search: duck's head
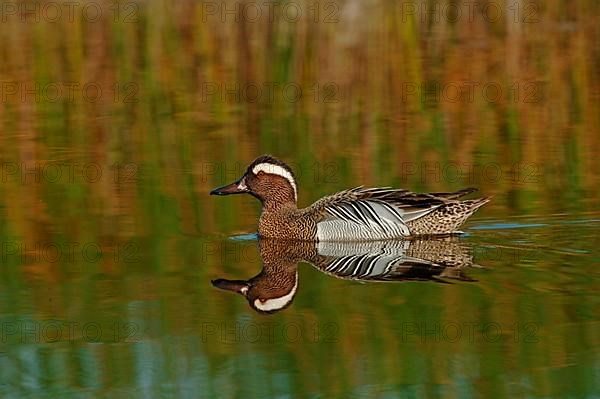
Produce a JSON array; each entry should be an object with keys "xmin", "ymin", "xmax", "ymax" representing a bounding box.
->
[
  {"xmin": 211, "ymin": 270, "xmax": 298, "ymax": 314},
  {"xmin": 210, "ymin": 155, "xmax": 297, "ymax": 207}
]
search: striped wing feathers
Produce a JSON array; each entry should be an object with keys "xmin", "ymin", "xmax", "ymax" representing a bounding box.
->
[
  {"xmin": 308, "ymin": 239, "xmax": 474, "ymax": 282},
  {"xmin": 307, "ymin": 187, "xmax": 467, "ymax": 239},
  {"xmin": 308, "ymin": 186, "xmax": 462, "ymax": 220},
  {"xmin": 312, "ymin": 240, "xmax": 444, "ymax": 281}
]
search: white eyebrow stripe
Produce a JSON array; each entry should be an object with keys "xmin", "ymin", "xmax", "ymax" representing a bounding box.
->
[
  {"xmin": 253, "ymin": 271, "xmax": 298, "ymax": 311},
  {"xmin": 252, "ymin": 163, "xmax": 297, "ymax": 201}
]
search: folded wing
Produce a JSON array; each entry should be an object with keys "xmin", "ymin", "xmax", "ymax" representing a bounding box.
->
[{"xmin": 307, "ymin": 187, "xmax": 467, "ymax": 241}]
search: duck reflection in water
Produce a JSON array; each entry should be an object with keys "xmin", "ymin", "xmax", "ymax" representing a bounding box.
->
[{"xmin": 212, "ymin": 237, "xmax": 478, "ymax": 314}]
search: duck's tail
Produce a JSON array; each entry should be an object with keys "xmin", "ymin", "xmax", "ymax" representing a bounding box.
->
[
  {"xmin": 448, "ymin": 196, "xmax": 491, "ymax": 232},
  {"xmin": 463, "ymin": 196, "xmax": 492, "ymax": 210},
  {"xmin": 431, "ymin": 187, "xmax": 478, "ymax": 200},
  {"xmin": 406, "ymin": 195, "xmax": 491, "ymax": 235}
]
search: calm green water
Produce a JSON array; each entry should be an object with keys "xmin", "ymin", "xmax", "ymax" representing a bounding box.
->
[{"xmin": 1, "ymin": 0, "xmax": 599, "ymax": 397}]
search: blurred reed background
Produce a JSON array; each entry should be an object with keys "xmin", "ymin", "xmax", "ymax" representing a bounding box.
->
[
  {"xmin": 0, "ymin": 0, "xmax": 598, "ymax": 397},
  {"xmin": 0, "ymin": 0, "xmax": 598, "ymax": 238}
]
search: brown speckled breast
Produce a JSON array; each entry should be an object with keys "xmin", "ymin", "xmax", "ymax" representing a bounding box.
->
[{"xmin": 258, "ymin": 205, "xmax": 318, "ymax": 241}]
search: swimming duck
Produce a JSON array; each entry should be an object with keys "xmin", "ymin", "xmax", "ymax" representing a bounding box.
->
[{"xmin": 210, "ymin": 155, "xmax": 489, "ymax": 241}]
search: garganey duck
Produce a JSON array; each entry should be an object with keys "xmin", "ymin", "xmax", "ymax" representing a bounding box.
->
[
  {"xmin": 210, "ymin": 155, "xmax": 490, "ymax": 241},
  {"xmin": 213, "ymin": 237, "xmax": 477, "ymax": 314}
]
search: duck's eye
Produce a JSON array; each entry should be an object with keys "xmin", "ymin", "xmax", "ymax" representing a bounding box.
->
[{"xmin": 257, "ymin": 171, "xmax": 265, "ymax": 176}]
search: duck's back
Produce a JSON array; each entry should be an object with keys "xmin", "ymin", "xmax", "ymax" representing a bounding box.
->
[{"xmin": 304, "ymin": 187, "xmax": 489, "ymax": 241}]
